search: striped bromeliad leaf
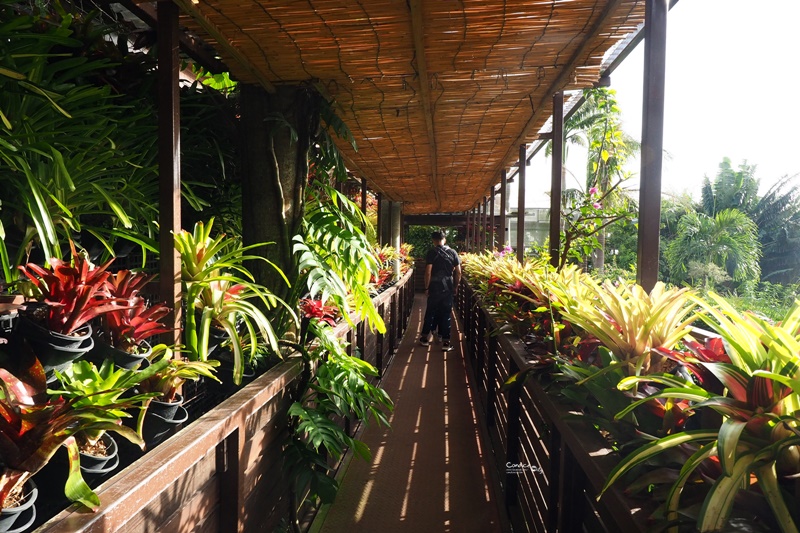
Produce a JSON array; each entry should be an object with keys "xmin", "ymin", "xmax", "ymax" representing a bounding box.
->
[{"xmin": 599, "ymin": 430, "xmax": 719, "ymax": 499}]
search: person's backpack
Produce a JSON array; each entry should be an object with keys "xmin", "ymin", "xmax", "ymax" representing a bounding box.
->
[{"xmin": 430, "ymin": 246, "xmax": 457, "ymax": 293}]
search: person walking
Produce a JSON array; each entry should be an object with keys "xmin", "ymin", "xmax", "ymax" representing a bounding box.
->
[{"xmin": 420, "ymin": 230, "xmax": 461, "ymax": 351}]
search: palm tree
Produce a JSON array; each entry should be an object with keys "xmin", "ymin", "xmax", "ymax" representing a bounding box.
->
[
  {"xmin": 701, "ymin": 158, "xmax": 800, "ymax": 283},
  {"xmin": 666, "ymin": 209, "xmax": 761, "ymax": 287}
]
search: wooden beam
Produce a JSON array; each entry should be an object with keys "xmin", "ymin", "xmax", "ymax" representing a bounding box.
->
[
  {"xmin": 550, "ymin": 92, "xmax": 564, "ymax": 268},
  {"xmin": 499, "ymin": 0, "xmax": 626, "ymax": 171},
  {"xmin": 118, "ymin": 0, "xmax": 228, "ymax": 74},
  {"xmin": 157, "ymin": 0, "xmax": 182, "ymax": 344},
  {"xmin": 637, "ymin": 0, "xmax": 669, "ymax": 291},
  {"xmin": 516, "ymin": 144, "xmax": 526, "ymax": 262},
  {"xmin": 171, "ymin": 0, "xmax": 276, "ymax": 93},
  {"xmin": 409, "ymin": 0, "xmax": 440, "ymax": 208}
]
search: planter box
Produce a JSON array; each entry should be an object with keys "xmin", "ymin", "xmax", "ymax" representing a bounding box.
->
[
  {"xmin": 34, "ymin": 269, "xmax": 415, "ymax": 533},
  {"xmin": 457, "ymin": 281, "xmax": 653, "ymax": 533}
]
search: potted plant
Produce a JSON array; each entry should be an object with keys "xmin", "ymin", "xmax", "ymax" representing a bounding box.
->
[
  {"xmin": 89, "ymin": 270, "xmax": 172, "ymax": 369},
  {"xmin": 14, "ymin": 244, "xmax": 122, "ymax": 378},
  {"xmin": 135, "ymin": 345, "xmax": 220, "ymax": 447},
  {"xmin": 0, "ymin": 350, "xmax": 154, "ymax": 520},
  {"xmin": 49, "ymin": 357, "xmax": 170, "ymax": 475},
  {"xmin": 174, "ymin": 219, "xmax": 286, "ymax": 385}
]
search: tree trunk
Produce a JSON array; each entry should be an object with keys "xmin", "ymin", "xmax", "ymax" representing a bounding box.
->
[{"xmin": 240, "ymin": 84, "xmax": 320, "ymax": 300}]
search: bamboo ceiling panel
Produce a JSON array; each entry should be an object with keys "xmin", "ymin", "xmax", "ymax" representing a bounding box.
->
[{"xmin": 176, "ymin": 0, "xmax": 645, "ymax": 214}]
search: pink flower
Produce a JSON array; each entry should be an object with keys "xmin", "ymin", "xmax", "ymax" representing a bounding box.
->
[
  {"xmin": 588, "ymin": 187, "xmax": 598, "ymax": 195},
  {"xmin": 592, "ymin": 202, "xmax": 601, "ymax": 209}
]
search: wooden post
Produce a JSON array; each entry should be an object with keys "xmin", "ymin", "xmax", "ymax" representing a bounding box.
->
[
  {"xmin": 465, "ymin": 210, "xmax": 471, "ymax": 252},
  {"xmin": 483, "ymin": 196, "xmax": 489, "ymax": 251},
  {"xmin": 478, "ymin": 201, "xmax": 484, "ymax": 252},
  {"xmin": 360, "ymin": 178, "xmax": 367, "ymax": 232},
  {"xmin": 489, "ymin": 186, "xmax": 496, "ymax": 250},
  {"xmin": 516, "ymin": 145, "xmax": 526, "ymax": 262},
  {"xmin": 550, "ymin": 92, "xmax": 564, "ymax": 269},
  {"xmin": 376, "ymin": 193, "xmax": 383, "ymax": 245},
  {"xmin": 637, "ymin": 0, "xmax": 668, "ymax": 292},
  {"xmin": 157, "ymin": 0, "xmax": 181, "ymax": 343},
  {"xmin": 499, "ymin": 170, "xmax": 508, "ymax": 248}
]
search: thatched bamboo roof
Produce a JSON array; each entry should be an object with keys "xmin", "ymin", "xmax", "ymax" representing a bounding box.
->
[{"xmin": 175, "ymin": 0, "xmax": 645, "ymax": 214}]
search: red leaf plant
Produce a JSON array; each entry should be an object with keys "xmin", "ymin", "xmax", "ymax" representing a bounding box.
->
[
  {"xmin": 300, "ymin": 298, "xmax": 338, "ymax": 327},
  {"xmin": 104, "ymin": 271, "xmax": 172, "ymax": 352},
  {"xmin": 0, "ymin": 349, "xmax": 148, "ymax": 511},
  {"xmin": 18, "ymin": 244, "xmax": 122, "ymax": 335}
]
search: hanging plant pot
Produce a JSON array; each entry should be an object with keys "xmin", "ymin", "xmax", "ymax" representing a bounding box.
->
[
  {"xmin": 0, "ymin": 480, "xmax": 37, "ymax": 533},
  {"xmin": 206, "ymin": 326, "xmax": 230, "ymax": 359},
  {"xmin": 79, "ymin": 434, "xmax": 120, "ymax": 477},
  {"xmin": 14, "ymin": 315, "xmax": 94, "ymax": 379},
  {"xmin": 86, "ymin": 340, "xmax": 152, "ymax": 370}
]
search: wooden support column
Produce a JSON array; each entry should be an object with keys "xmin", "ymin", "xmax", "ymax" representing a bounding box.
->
[
  {"xmin": 157, "ymin": 0, "xmax": 182, "ymax": 343},
  {"xmin": 483, "ymin": 196, "xmax": 489, "ymax": 251},
  {"xmin": 516, "ymin": 145, "xmax": 526, "ymax": 262},
  {"xmin": 489, "ymin": 186, "xmax": 496, "ymax": 250},
  {"xmin": 376, "ymin": 193, "xmax": 383, "ymax": 245},
  {"xmin": 499, "ymin": 170, "xmax": 508, "ymax": 248},
  {"xmin": 360, "ymin": 178, "xmax": 367, "ymax": 232},
  {"xmin": 637, "ymin": 0, "xmax": 668, "ymax": 291},
  {"xmin": 550, "ymin": 92, "xmax": 564, "ymax": 269},
  {"xmin": 477, "ymin": 201, "xmax": 484, "ymax": 252}
]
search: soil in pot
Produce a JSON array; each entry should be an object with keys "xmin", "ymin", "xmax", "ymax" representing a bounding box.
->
[
  {"xmin": 79, "ymin": 434, "xmax": 119, "ymax": 477},
  {"xmin": 0, "ymin": 480, "xmax": 37, "ymax": 533}
]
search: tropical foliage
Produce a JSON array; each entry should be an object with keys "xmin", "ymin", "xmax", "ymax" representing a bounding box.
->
[{"xmin": 463, "ymin": 251, "xmax": 800, "ymax": 531}]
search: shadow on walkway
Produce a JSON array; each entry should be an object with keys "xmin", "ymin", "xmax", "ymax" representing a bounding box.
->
[{"xmin": 318, "ymin": 293, "xmax": 504, "ymax": 533}]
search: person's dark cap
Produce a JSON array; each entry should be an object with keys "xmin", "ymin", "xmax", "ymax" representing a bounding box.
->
[{"xmin": 431, "ymin": 230, "xmax": 445, "ymax": 241}]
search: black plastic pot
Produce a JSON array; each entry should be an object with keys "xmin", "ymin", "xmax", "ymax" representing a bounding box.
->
[
  {"xmin": 0, "ymin": 480, "xmax": 37, "ymax": 533},
  {"xmin": 147, "ymin": 394, "xmax": 183, "ymax": 421},
  {"xmin": 14, "ymin": 316, "xmax": 94, "ymax": 379},
  {"xmin": 142, "ymin": 403, "xmax": 188, "ymax": 449},
  {"xmin": 85, "ymin": 340, "xmax": 151, "ymax": 370},
  {"xmin": 207, "ymin": 357, "xmax": 256, "ymax": 396},
  {"xmin": 79, "ymin": 434, "xmax": 119, "ymax": 477}
]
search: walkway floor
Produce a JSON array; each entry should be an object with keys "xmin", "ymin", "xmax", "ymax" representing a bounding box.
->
[{"xmin": 318, "ymin": 294, "xmax": 504, "ymax": 533}]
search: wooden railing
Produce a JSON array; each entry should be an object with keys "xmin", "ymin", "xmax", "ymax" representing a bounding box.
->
[
  {"xmin": 456, "ymin": 280, "xmax": 652, "ymax": 533},
  {"xmin": 35, "ymin": 268, "xmax": 415, "ymax": 533}
]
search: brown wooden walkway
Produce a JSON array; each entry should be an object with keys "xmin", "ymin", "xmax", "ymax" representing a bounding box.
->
[{"xmin": 316, "ymin": 293, "xmax": 505, "ymax": 533}]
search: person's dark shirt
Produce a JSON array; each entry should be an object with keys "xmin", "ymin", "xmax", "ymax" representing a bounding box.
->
[{"xmin": 425, "ymin": 245, "xmax": 460, "ymax": 294}]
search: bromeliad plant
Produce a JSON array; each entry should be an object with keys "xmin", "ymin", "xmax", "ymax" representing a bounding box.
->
[
  {"xmin": 600, "ymin": 295, "xmax": 800, "ymax": 532},
  {"xmin": 102, "ymin": 270, "xmax": 171, "ymax": 353},
  {"xmin": 174, "ymin": 218, "xmax": 287, "ymax": 384},
  {"xmin": 555, "ymin": 279, "xmax": 698, "ymax": 375},
  {"xmin": 0, "ymin": 351, "xmax": 155, "ymax": 511},
  {"xmin": 17, "ymin": 245, "xmax": 121, "ymax": 335},
  {"xmin": 50, "ymin": 357, "xmax": 170, "ymax": 447}
]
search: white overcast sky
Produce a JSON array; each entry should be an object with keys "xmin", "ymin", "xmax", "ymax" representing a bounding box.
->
[{"xmin": 517, "ymin": 0, "xmax": 800, "ymax": 208}]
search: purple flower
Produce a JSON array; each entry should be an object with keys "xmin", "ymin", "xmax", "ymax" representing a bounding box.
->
[
  {"xmin": 588, "ymin": 187, "xmax": 598, "ymax": 195},
  {"xmin": 592, "ymin": 202, "xmax": 601, "ymax": 209}
]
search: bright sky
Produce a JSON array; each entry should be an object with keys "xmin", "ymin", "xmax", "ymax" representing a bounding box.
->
[{"xmin": 516, "ymin": 0, "xmax": 800, "ymax": 208}]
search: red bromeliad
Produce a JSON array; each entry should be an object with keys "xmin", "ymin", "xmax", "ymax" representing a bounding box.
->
[{"xmin": 18, "ymin": 245, "xmax": 122, "ymax": 335}]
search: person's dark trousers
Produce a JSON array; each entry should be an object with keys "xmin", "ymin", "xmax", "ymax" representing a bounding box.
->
[{"xmin": 421, "ymin": 291, "xmax": 454, "ymax": 340}]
